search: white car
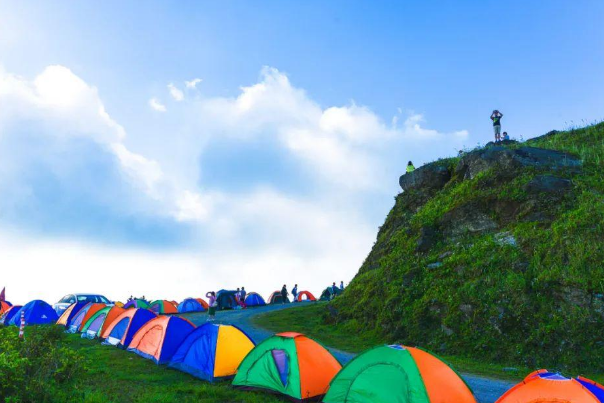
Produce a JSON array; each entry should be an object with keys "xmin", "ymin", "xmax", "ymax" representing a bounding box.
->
[{"xmin": 53, "ymin": 293, "xmax": 112, "ymax": 315}]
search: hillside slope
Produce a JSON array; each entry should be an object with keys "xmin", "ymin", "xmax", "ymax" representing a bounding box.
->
[{"xmin": 334, "ymin": 122, "xmax": 604, "ymax": 371}]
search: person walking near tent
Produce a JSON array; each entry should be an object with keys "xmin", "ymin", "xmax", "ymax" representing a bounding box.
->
[
  {"xmin": 240, "ymin": 287, "xmax": 246, "ymax": 301},
  {"xmin": 292, "ymin": 284, "xmax": 298, "ymax": 302},
  {"xmin": 491, "ymin": 110, "xmax": 503, "ymax": 142},
  {"xmin": 406, "ymin": 161, "xmax": 415, "ymax": 173},
  {"xmin": 206, "ymin": 291, "xmax": 217, "ymax": 322},
  {"xmin": 280, "ymin": 284, "xmax": 288, "ymax": 304}
]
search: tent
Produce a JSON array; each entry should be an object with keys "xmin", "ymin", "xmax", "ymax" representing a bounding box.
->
[
  {"xmin": 244, "ymin": 292, "xmax": 266, "ymax": 307},
  {"xmin": 177, "ymin": 298, "xmax": 206, "ymax": 313},
  {"xmin": 80, "ymin": 306, "xmax": 124, "ymax": 339},
  {"xmin": 296, "ymin": 291, "xmax": 316, "ymax": 302},
  {"xmin": 169, "ymin": 323, "xmax": 255, "ymax": 382},
  {"xmin": 8, "ymin": 300, "xmax": 58, "ymax": 326},
  {"xmin": 496, "ymin": 369, "xmax": 604, "ymax": 403},
  {"xmin": 1, "ymin": 300, "xmax": 12, "ymax": 314},
  {"xmin": 320, "ymin": 287, "xmax": 341, "ymax": 301},
  {"xmin": 323, "ymin": 345, "xmax": 476, "ymax": 403},
  {"xmin": 268, "ymin": 291, "xmax": 290, "ymax": 305},
  {"xmin": 216, "ymin": 290, "xmax": 239, "ymax": 310},
  {"xmin": 56, "ymin": 302, "xmax": 87, "ymax": 326},
  {"xmin": 98, "ymin": 306, "xmax": 127, "ymax": 337},
  {"xmin": 196, "ymin": 298, "xmax": 210, "ymax": 310},
  {"xmin": 101, "ymin": 308, "xmax": 157, "ymax": 348},
  {"xmin": 233, "ymin": 332, "xmax": 341, "ymax": 401},
  {"xmin": 66, "ymin": 303, "xmax": 106, "ymax": 333},
  {"xmin": 127, "ymin": 316, "xmax": 195, "ymax": 364},
  {"xmin": 149, "ymin": 300, "xmax": 178, "ymax": 314},
  {"xmin": 0, "ymin": 305, "xmax": 21, "ymax": 326},
  {"xmin": 123, "ymin": 299, "xmax": 149, "ymax": 309}
]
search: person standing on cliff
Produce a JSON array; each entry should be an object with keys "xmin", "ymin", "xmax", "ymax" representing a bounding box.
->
[
  {"xmin": 491, "ymin": 110, "xmax": 503, "ymax": 142},
  {"xmin": 406, "ymin": 161, "xmax": 415, "ymax": 173}
]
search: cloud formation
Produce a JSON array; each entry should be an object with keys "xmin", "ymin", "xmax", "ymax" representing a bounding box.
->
[{"xmin": 0, "ymin": 64, "xmax": 469, "ymax": 303}]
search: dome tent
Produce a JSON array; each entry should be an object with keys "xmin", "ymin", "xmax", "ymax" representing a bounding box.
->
[
  {"xmin": 323, "ymin": 345, "xmax": 476, "ymax": 403},
  {"xmin": 149, "ymin": 300, "xmax": 178, "ymax": 314},
  {"xmin": 56, "ymin": 302, "xmax": 88, "ymax": 326},
  {"xmin": 80, "ymin": 306, "xmax": 127, "ymax": 339},
  {"xmin": 233, "ymin": 332, "xmax": 341, "ymax": 401},
  {"xmin": 496, "ymin": 369, "xmax": 604, "ymax": 403},
  {"xmin": 66, "ymin": 303, "xmax": 106, "ymax": 333},
  {"xmin": 97, "ymin": 306, "xmax": 127, "ymax": 337},
  {"xmin": 127, "ymin": 316, "xmax": 195, "ymax": 364},
  {"xmin": 268, "ymin": 291, "xmax": 290, "ymax": 304},
  {"xmin": 123, "ymin": 299, "xmax": 149, "ymax": 309},
  {"xmin": 177, "ymin": 298, "xmax": 206, "ymax": 313},
  {"xmin": 244, "ymin": 292, "xmax": 266, "ymax": 307},
  {"xmin": 8, "ymin": 300, "xmax": 58, "ymax": 326},
  {"xmin": 1, "ymin": 300, "xmax": 12, "ymax": 314},
  {"xmin": 296, "ymin": 291, "xmax": 316, "ymax": 302},
  {"xmin": 195, "ymin": 298, "xmax": 209, "ymax": 309},
  {"xmin": 169, "ymin": 323, "xmax": 255, "ymax": 382},
  {"xmin": 216, "ymin": 290, "xmax": 239, "ymax": 310},
  {"xmin": 101, "ymin": 308, "xmax": 157, "ymax": 348}
]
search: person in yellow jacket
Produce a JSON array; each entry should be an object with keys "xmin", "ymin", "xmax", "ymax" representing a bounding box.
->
[{"xmin": 406, "ymin": 161, "xmax": 415, "ymax": 173}]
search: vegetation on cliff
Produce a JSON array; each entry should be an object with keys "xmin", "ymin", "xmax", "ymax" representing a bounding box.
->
[{"xmin": 333, "ymin": 122, "xmax": 604, "ymax": 371}]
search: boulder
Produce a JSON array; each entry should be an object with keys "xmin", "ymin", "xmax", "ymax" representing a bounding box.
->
[
  {"xmin": 525, "ymin": 175, "xmax": 573, "ymax": 194},
  {"xmin": 455, "ymin": 146, "xmax": 582, "ymax": 180},
  {"xmin": 400, "ymin": 163, "xmax": 451, "ymax": 191}
]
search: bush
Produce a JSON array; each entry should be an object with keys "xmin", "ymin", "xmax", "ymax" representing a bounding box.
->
[{"xmin": 0, "ymin": 325, "xmax": 87, "ymax": 403}]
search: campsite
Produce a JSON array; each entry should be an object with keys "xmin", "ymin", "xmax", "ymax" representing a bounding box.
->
[{"xmin": 2, "ymin": 2, "xmax": 604, "ymax": 402}]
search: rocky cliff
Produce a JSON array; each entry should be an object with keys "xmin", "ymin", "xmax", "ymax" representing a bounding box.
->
[{"xmin": 334, "ymin": 122, "xmax": 604, "ymax": 371}]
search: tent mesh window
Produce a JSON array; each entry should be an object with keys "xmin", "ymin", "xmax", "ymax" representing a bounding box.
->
[{"xmin": 271, "ymin": 349, "xmax": 289, "ymax": 387}]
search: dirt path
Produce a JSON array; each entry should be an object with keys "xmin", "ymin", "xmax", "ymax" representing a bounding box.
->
[{"xmin": 183, "ymin": 303, "xmax": 515, "ymax": 403}]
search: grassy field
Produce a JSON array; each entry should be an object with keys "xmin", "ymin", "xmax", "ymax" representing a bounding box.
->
[{"xmin": 0, "ymin": 325, "xmax": 282, "ymax": 403}]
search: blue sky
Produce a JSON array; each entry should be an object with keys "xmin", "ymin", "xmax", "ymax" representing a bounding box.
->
[{"xmin": 1, "ymin": 1, "xmax": 603, "ymax": 303}]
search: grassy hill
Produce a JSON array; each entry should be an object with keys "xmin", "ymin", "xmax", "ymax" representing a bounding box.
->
[{"xmin": 330, "ymin": 122, "xmax": 604, "ymax": 372}]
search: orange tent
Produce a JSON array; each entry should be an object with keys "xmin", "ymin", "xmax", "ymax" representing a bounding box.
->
[
  {"xmin": 233, "ymin": 332, "xmax": 341, "ymax": 400},
  {"xmin": 296, "ymin": 291, "xmax": 316, "ymax": 302},
  {"xmin": 127, "ymin": 316, "xmax": 195, "ymax": 364},
  {"xmin": 496, "ymin": 369, "xmax": 604, "ymax": 403},
  {"xmin": 98, "ymin": 306, "xmax": 126, "ymax": 336},
  {"xmin": 100, "ymin": 308, "xmax": 156, "ymax": 347},
  {"xmin": 149, "ymin": 300, "xmax": 178, "ymax": 314},
  {"xmin": 56, "ymin": 303, "xmax": 82, "ymax": 326}
]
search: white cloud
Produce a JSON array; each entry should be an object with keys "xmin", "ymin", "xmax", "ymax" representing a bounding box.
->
[
  {"xmin": 148, "ymin": 97, "xmax": 167, "ymax": 112},
  {"xmin": 0, "ymin": 64, "xmax": 471, "ymax": 305},
  {"xmin": 168, "ymin": 83, "xmax": 184, "ymax": 101},
  {"xmin": 185, "ymin": 78, "xmax": 202, "ymax": 89}
]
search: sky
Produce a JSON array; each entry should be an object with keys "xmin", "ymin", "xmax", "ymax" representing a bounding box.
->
[{"xmin": 1, "ymin": 1, "xmax": 603, "ymax": 304}]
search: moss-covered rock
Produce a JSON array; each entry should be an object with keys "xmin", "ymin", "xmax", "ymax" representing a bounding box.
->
[{"xmin": 334, "ymin": 122, "xmax": 604, "ymax": 371}]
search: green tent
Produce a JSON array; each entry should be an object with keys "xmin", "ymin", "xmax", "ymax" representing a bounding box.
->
[
  {"xmin": 80, "ymin": 307, "xmax": 111, "ymax": 339},
  {"xmin": 322, "ymin": 345, "xmax": 476, "ymax": 403},
  {"xmin": 233, "ymin": 332, "xmax": 342, "ymax": 401}
]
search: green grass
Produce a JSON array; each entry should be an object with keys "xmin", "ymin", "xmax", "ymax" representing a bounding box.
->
[
  {"xmin": 65, "ymin": 336, "xmax": 282, "ymax": 403},
  {"xmin": 1, "ymin": 325, "xmax": 282, "ymax": 403}
]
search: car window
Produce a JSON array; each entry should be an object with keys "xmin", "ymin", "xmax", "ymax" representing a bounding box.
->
[{"xmin": 59, "ymin": 295, "xmax": 73, "ymax": 303}]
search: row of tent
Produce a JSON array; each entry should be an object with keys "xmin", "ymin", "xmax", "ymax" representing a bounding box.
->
[{"xmin": 4, "ymin": 300, "xmax": 602, "ymax": 402}]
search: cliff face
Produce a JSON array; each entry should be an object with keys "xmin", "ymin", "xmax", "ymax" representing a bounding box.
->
[{"xmin": 334, "ymin": 123, "xmax": 604, "ymax": 370}]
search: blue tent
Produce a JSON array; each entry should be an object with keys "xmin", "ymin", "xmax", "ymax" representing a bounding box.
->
[
  {"xmin": 64, "ymin": 301, "xmax": 89, "ymax": 327},
  {"xmin": 178, "ymin": 298, "xmax": 205, "ymax": 313},
  {"xmin": 127, "ymin": 316, "xmax": 196, "ymax": 364},
  {"xmin": 9, "ymin": 300, "xmax": 58, "ymax": 326},
  {"xmin": 168, "ymin": 323, "xmax": 255, "ymax": 382},
  {"xmin": 102, "ymin": 308, "xmax": 157, "ymax": 348},
  {"xmin": 244, "ymin": 292, "xmax": 266, "ymax": 307},
  {"xmin": 1, "ymin": 305, "xmax": 22, "ymax": 325}
]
